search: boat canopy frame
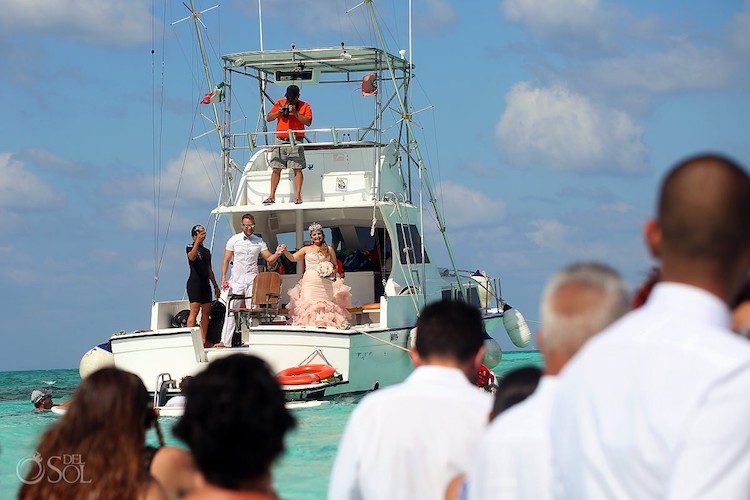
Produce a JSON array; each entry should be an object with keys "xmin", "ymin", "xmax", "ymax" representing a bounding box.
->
[{"xmin": 222, "ymin": 46, "xmax": 412, "ymax": 82}]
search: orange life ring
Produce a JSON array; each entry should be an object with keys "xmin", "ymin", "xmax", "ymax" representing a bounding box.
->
[{"xmin": 277, "ymin": 364, "xmax": 336, "ymax": 385}]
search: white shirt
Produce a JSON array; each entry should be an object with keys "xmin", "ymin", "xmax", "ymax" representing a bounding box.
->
[
  {"xmin": 551, "ymin": 282, "xmax": 750, "ymax": 499},
  {"xmin": 328, "ymin": 365, "xmax": 492, "ymax": 500},
  {"xmin": 225, "ymin": 233, "xmax": 267, "ymax": 283},
  {"xmin": 468, "ymin": 375, "xmax": 559, "ymax": 500}
]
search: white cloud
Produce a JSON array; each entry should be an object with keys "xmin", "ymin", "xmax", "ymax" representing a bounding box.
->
[
  {"xmin": 135, "ymin": 258, "xmax": 153, "ymax": 272},
  {"xmin": 584, "ymin": 43, "xmax": 733, "ymax": 94},
  {"xmin": 253, "ymin": 0, "xmax": 454, "ymax": 40},
  {"xmin": 464, "ymin": 162, "xmax": 501, "ymax": 178},
  {"xmin": 413, "ymin": 0, "xmax": 457, "ymax": 36},
  {"xmin": 526, "ymin": 219, "xmax": 572, "ymax": 249},
  {"xmin": 0, "ymin": 0, "xmax": 154, "ymax": 47},
  {"xmin": 729, "ymin": 1, "xmax": 750, "ymax": 54},
  {"xmin": 502, "ymin": 0, "xmax": 599, "ymax": 32},
  {"xmin": 137, "ymin": 148, "xmax": 222, "ymax": 205},
  {"xmin": 4, "ymin": 267, "xmax": 39, "ymax": 286},
  {"xmin": 15, "ymin": 148, "xmax": 83, "ymax": 174},
  {"xmin": 255, "ymin": 1, "xmax": 370, "ymax": 38},
  {"xmin": 122, "ymin": 199, "xmax": 155, "ymax": 231},
  {"xmin": 500, "ymin": 0, "xmax": 618, "ymax": 53},
  {"xmin": 0, "ymin": 152, "xmax": 64, "ymax": 210},
  {"xmin": 90, "ymin": 248, "xmax": 119, "ymax": 263},
  {"xmin": 437, "ymin": 181, "xmax": 507, "ymax": 229},
  {"xmin": 502, "ymin": 0, "xmax": 749, "ymax": 99},
  {"xmin": 495, "ymin": 82, "xmax": 648, "ymax": 173},
  {"xmin": 115, "ymin": 148, "xmax": 220, "ymax": 236}
]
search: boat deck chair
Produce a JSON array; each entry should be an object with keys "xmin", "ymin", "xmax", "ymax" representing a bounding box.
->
[{"xmin": 228, "ymin": 272, "xmax": 282, "ymax": 332}]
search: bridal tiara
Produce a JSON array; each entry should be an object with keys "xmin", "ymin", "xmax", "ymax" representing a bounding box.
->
[{"xmin": 308, "ymin": 222, "xmax": 323, "ymax": 233}]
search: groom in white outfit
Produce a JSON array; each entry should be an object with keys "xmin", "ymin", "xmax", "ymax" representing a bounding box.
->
[{"xmin": 216, "ymin": 213, "xmax": 283, "ymax": 347}]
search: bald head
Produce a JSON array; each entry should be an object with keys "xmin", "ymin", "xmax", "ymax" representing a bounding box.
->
[
  {"xmin": 658, "ymin": 154, "xmax": 750, "ymax": 261},
  {"xmin": 649, "ymin": 154, "xmax": 750, "ymax": 301},
  {"xmin": 539, "ymin": 262, "xmax": 629, "ymax": 367}
]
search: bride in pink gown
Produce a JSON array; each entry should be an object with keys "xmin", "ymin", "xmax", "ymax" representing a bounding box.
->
[{"xmin": 281, "ymin": 223, "xmax": 352, "ymax": 327}]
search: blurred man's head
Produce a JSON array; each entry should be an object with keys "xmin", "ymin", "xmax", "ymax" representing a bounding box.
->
[
  {"xmin": 412, "ymin": 300, "xmax": 485, "ymax": 379},
  {"xmin": 538, "ymin": 262, "xmax": 629, "ymax": 374},
  {"xmin": 646, "ymin": 154, "xmax": 750, "ymax": 303}
]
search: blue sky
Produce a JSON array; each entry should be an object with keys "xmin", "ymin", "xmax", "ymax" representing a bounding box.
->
[{"xmin": 1, "ymin": 0, "xmax": 749, "ymax": 371}]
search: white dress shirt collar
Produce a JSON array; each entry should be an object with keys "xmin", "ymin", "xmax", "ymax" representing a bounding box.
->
[{"xmin": 644, "ymin": 281, "xmax": 731, "ymax": 329}]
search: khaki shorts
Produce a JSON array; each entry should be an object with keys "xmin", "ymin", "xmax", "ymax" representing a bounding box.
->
[{"xmin": 270, "ymin": 138, "xmax": 306, "ymax": 170}]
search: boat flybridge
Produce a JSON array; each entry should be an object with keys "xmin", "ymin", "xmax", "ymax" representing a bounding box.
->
[{"xmin": 79, "ymin": 6, "xmax": 531, "ymax": 403}]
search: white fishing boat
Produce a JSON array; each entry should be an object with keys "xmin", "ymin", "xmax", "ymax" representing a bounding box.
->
[{"xmin": 79, "ymin": 0, "xmax": 531, "ymax": 402}]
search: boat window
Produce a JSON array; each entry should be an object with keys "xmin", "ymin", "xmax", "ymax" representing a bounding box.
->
[
  {"xmin": 355, "ymin": 226, "xmax": 376, "ymax": 251},
  {"xmin": 441, "ymin": 286, "xmax": 481, "ymax": 307},
  {"xmin": 395, "ymin": 224, "xmax": 430, "ymax": 265},
  {"xmin": 354, "ymin": 227, "xmax": 391, "ymax": 256},
  {"xmin": 331, "ymin": 227, "xmax": 344, "ymax": 252}
]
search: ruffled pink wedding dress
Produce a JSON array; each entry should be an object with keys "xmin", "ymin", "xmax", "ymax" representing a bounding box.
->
[{"xmin": 287, "ymin": 251, "xmax": 352, "ymax": 326}]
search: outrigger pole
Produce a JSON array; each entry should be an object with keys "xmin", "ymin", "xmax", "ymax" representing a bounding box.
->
[
  {"xmin": 173, "ymin": 1, "xmax": 233, "ymax": 246},
  {"xmin": 364, "ymin": 0, "xmax": 467, "ymax": 300}
]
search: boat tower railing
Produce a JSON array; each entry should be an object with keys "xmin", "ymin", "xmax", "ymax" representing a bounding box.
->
[{"xmin": 227, "ymin": 127, "xmax": 380, "ymax": 154}]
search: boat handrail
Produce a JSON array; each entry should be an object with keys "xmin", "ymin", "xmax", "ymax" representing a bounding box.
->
[
  {"xmin": 153, "ymin": 373, "xmax": 177, "ymax": 406},
  {"xmin": 229, "ymin": 126, "xmax": 381, "ymax": 152}
]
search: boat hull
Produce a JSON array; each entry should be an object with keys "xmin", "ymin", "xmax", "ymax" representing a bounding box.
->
[{"xmin": 108, "ymin": 324, "xmax": 414, "ymax": 400}]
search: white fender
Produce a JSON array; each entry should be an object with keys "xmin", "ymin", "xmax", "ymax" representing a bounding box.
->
[
  {"xmin": 79, "ymin": 346, "xmax": 115, "ymax": 379},
  {"xmin": 482, "ymin": 338, "xmax": 503, "ymax": 369},
  {"xmin": 503, "ymin": 307, "xmax": 532, "ymax": 348}
]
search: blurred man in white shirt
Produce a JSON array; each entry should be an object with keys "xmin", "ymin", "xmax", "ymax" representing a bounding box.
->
[
  {"xmin": 468, "ymin": 262, "xmax": 629, "ymax": 500},
  {"xmin": 552, "ymin": 154, "xmax": 750, "ymax": 499},
  {"xmin": 329, "ymin": 299, "xmax": 492, "ymax": 500}
]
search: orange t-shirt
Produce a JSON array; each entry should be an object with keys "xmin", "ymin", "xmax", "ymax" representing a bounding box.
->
[{"xmin": 270, "ymin": 98, "xmax": 312, "ymax": 139}]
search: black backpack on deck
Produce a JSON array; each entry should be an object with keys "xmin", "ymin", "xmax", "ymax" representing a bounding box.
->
[{"xmin": 206, "ymin": 300, "xmax": 225, "ymax": 344}]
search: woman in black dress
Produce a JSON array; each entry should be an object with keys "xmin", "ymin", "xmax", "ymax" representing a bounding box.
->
[{"xmin": 187, "ymin": 225, "xmax": 220, "ymax": 347}]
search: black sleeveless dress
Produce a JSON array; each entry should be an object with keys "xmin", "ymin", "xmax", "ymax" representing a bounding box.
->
[{"xmin": 186, "ymin": 244, "xmax": 212, "ymax": 303}]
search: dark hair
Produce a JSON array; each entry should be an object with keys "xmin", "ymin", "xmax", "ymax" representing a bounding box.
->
[
  {"xmin": 19, "ymin": 367, "xmax": 155, "ymax": 499},
  {"xmin": 241, "ymin": 213, "xmax": 255, "ymax": 222},
  {"xmin": 285, "ymin": 85, "xmax": 300, "ymax": 98},
  {"xmin": 191, "ymin": 225, "xmax": 205, "ymax": 237},
  {"xmin": 415, "ymin": 300, "xmax": 484, "ymax": 362},
  {"xmin": 173, "ymin": 355, "xmax": 296, "ymax": 490},
  {"xmin": 179, "ymin": 375, "xmax": 192, "ymax": 392},
  {"xmin": 491, "ymin": 366, "xmax": 542, "ymax": 420}
]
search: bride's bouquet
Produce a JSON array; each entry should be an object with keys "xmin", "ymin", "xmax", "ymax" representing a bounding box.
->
[{"xmin": 318, "ymin": 261, "xmax": 335, "ymax": 279}]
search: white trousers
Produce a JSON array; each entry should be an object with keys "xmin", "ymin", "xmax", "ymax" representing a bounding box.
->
[{"xmin": 220, "ymin": 277, "xmax": 255, "ymax": 346}]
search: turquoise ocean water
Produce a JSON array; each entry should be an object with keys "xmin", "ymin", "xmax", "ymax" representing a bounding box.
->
[{"xmin": 0, "ymin": 351, "xmax": 542, "ymax": 499}]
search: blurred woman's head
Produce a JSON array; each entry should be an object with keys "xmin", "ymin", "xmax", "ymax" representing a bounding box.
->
[{"xmin": 18, "ymin": 367, "xmax": 157, "ymax": 499}]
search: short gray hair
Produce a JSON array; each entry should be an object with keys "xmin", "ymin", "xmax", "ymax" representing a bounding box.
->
[{"xmin": 539, "ymin": 262, "xmax": 629, "ymax": 356}]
